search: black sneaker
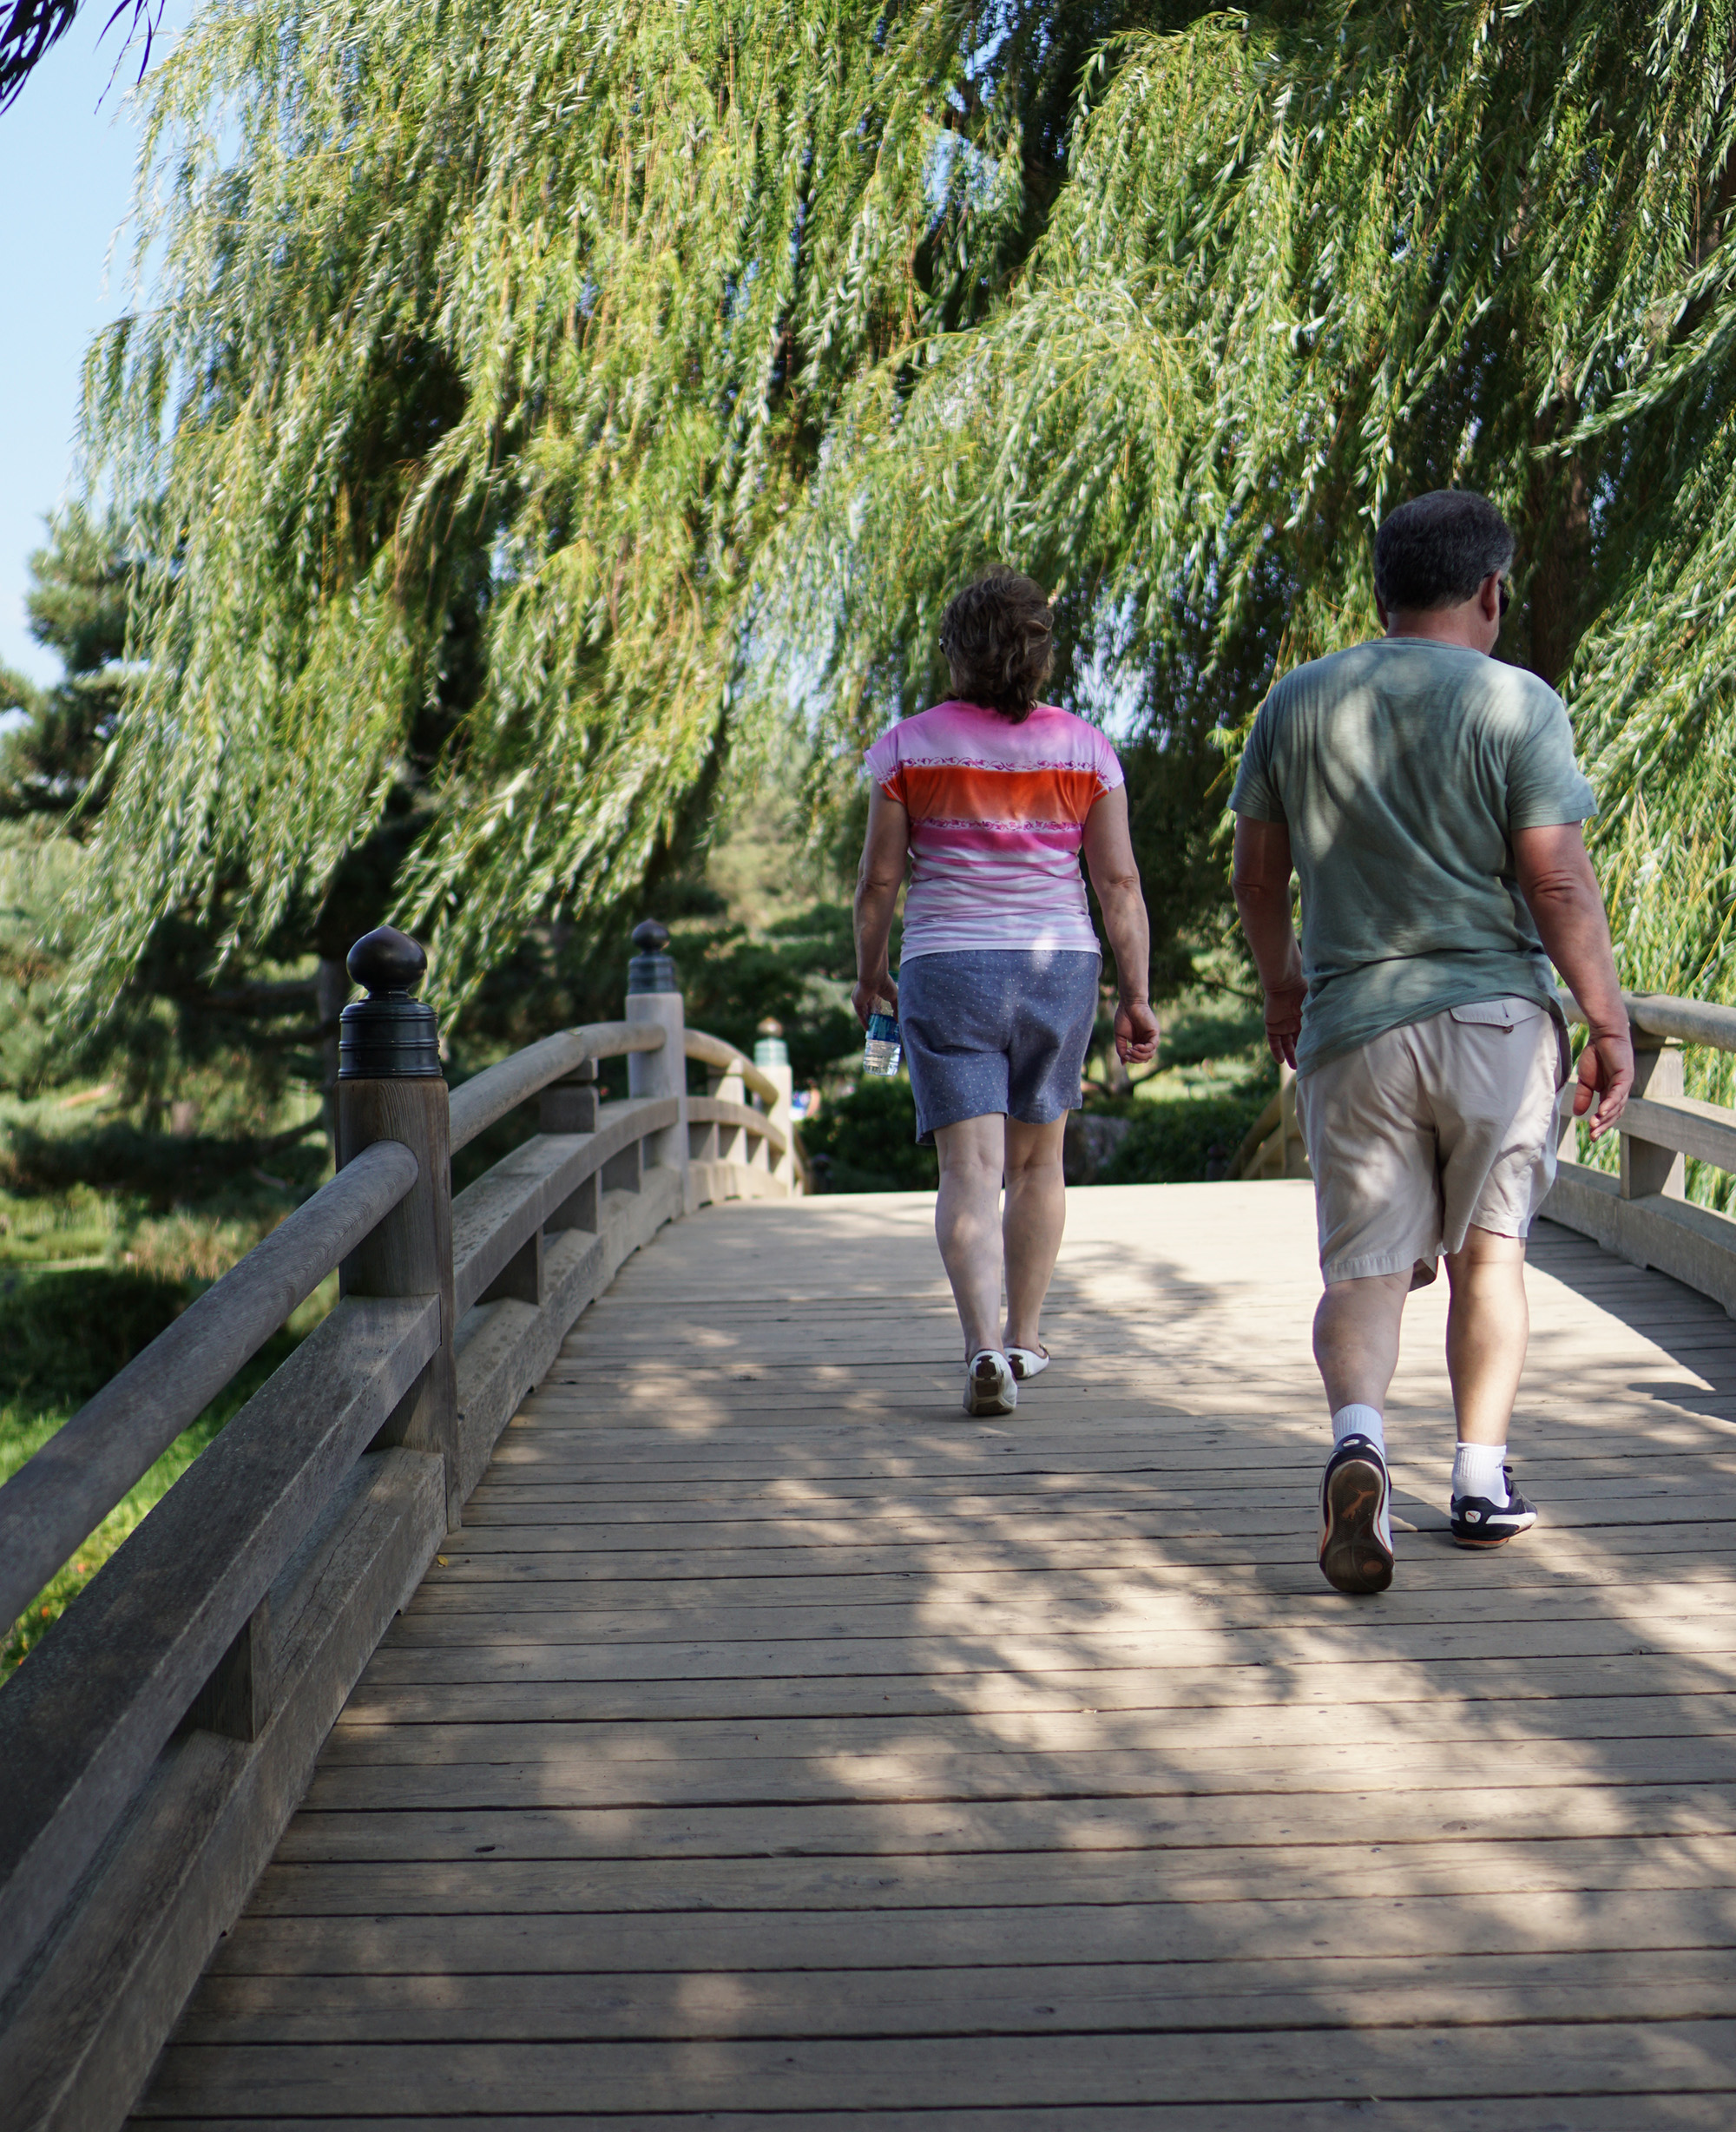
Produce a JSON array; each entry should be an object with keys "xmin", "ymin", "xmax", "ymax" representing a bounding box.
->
[
  {"xmin": 1450, "ymin": 1465, "xmax": 1539, "ymax": 1548},
  {"xmin": 1318, "ymin": 1433, "xmax": 1395, "ymax": 1596}
]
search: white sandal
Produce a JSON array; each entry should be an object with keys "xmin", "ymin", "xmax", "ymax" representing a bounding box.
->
[
  {"xmin": 963, "ymin": 1349, "xmax": 1017, "ymax": 1416},
  {"xmin": 1006, "ymin": 1345, "xmax": 1050, "ymax": 1381}
]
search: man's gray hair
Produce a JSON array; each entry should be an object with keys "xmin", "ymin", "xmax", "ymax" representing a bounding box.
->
[{"xmin": 1373, "ymin": 490, "xmax": 1516, "ymax": 613}]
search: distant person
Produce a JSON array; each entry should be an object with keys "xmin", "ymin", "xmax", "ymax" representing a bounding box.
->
[
  {"xmin": 853, "ymin": 566, "xmax": 1160, "ymax": 1415},
  {"xmin": 1230, "ymin": 490, "xmax": 1632, "ymax": 1595}
]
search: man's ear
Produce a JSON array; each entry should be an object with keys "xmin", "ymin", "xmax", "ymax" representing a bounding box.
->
[{"xmin": 1481, "ymin": 572, "xmax": 1503, "ymax": 621}]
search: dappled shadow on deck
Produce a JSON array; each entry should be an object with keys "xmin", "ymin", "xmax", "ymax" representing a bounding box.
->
[{"xmin": 134, "ymin": 1188, "xmax": 1736, "ymax": 2126}]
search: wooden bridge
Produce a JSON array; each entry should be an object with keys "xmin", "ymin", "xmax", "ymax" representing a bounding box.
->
[{"xmin": 4, "ymin": 929, "xmax": 1736, "ymax": 2129}]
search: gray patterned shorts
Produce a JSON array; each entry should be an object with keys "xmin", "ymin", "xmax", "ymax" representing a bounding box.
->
[{"xmin": 896, "ymin": 949, "xmax": 1101, "ymax": 1145}]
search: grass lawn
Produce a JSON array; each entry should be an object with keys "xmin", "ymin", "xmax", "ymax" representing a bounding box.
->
[{"xmin": 0, "ymin": 1082, "xmax": 334, "ymax": 1680}]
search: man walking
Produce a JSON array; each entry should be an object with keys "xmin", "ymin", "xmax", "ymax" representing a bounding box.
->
[{"xmin": 1230, "ymin": 490, "xmax": 1633, "ymax": 1596}]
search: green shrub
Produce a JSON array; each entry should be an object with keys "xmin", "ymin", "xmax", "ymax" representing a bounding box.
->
[
  {"xmin": 1098, "ymin": 1089, "xmax": 1271, "ymax": 1185},
  {"xmin": 801, "ymin": 1076, "xmax": 938, "ymax": 1193},
  {"xmin": 0, "ymin": 1265, "xmax": 314, "ymax": 1676},
  {"xmin": 0, "ymin": 1267, "xmax": 192, "ymax": 1413}
]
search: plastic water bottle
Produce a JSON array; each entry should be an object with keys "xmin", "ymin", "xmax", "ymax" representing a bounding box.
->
[{"xmin": 863, "ymin": 1003, "xmax": 901, "ymax": 1077}]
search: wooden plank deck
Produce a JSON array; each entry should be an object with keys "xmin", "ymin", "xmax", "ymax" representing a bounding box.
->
[{"xmin": 134, "ymin": 1181, "xmax": 1736, "ymax": 2128}]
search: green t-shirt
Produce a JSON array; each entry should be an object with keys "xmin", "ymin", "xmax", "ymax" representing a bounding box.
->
[{"xmin": 1228, "ymin": 638, "xmax": 1596, "ymax": 1075}]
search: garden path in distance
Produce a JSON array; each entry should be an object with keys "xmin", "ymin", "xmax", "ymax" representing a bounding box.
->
[{"xmin": 137, "ymin": 1181, "xmax": 1736, "ymax": 2127}]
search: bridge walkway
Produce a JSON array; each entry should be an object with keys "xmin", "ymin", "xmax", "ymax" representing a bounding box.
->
[{"xmin": 135, "ymin": 1181, "xmax": 1736, "ymax": 2126}]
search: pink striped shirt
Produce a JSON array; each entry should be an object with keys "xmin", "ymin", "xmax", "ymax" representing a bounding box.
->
[{"xmin": 865, "ymin": 700, "xmax": 1124, "ymax": 958}]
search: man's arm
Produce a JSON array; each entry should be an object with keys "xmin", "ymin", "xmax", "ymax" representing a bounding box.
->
[
  {"xmin": 852, "ymin": 784, "xmax": 911, "ymax": 1026},
  {"xmin": 1082, "ymin": 786, "xmax": 1159, "ymax": 1064},
  {"xmin": 1511, "ymin": 821, "xmax": 1633, "ymax": 1141},
  {"xmin": 1233, "ymin": 814, "xmax": 1307, "ymax": 1068}
]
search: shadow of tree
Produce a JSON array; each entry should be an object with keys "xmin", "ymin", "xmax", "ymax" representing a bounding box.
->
[{"xmin": 145, "ymin": 1185, "xmax": 1736, "ymax": 2122}]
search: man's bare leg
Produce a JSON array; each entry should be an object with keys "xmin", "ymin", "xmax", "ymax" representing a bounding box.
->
[
  {"xmin": 1443, "ymin": 1226, "xmax": 1528, "ymax": 1444},
  {"xmin": 1441, "ymin": 1224, "xmax": 1536, "ymax": 1540},
  {"xmin": 1312, "ymin": 1269, "xmax": 1410, "ymax": 1595},
  {"xmin": 1313, "ymin": 1270, "xmax": 1412, "ymax": 1414}
]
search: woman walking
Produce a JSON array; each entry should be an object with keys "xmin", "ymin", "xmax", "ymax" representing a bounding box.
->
[{"xmin": 852, "ymin": 567, "xmax": 1160, "ymax": 1416}]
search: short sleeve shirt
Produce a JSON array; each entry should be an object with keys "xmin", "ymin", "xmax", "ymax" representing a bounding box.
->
[
  {"xmin": 864, "ymin": 700, "xmax": 1123, "ymax": 959},
  {"xmin": 1228, "ymin": 639, "xmax": 1596, "ymax": 1073}
]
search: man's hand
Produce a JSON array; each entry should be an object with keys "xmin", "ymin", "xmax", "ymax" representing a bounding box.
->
[
  {"xmin": 1115, "ymin": 997, "xmax": 1160, "ymax": 1065},
  {"xmin": 851, "ymin": 972, "xmax": 898, "ymax": 1030},
  {"xmin": 1262, "ymin": 977, "xmax": 1308, "ymax": 1069},
  {"xmin": 1574, "ymin": 1028, "xmax": 1634, "ymax": 1142}
]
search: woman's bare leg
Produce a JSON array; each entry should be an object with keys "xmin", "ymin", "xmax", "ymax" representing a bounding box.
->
[
  {"xmin": 1003, "ymin": 1115, "xmax": 1069, "ymax": 1352},
  {"xmin": 934, "ymin": 1115, "xmax": 1008, "ymax": 1358}
]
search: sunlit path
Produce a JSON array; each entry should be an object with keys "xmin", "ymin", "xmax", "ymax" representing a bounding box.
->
[{"xmin": 135, "ymin": 1181, "xmax": 1736, "ymax": 2126}]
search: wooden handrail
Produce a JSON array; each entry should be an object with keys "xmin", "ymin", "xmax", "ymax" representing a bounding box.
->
[
  {"xmin": 0, "ymin": 1293, "xmax": 439, "ymax": 2009},
  {"xmin": 687, "ymin": 1094, "xmax": 788, "ymax": 1157},
  {"xmin": 448, "ymin": 1022, "xmax": 666, "ymax": 1153},
  {"xmin": 1229, "ymin": 1090, "xmax": 1280, "ymax": 1178},
  {"xmin": 1558, "ymin": 987, "xmax": 1736, "ymax": 1053},
  {"xmin": 1546, "ymin": 984, "xmax": 1736, "ymax": 1318},
  {"xmin": 684, "ymin": 1028, "xmax": 782, "ymax": 1108},
  {"xmin": 0, "ymin": 925, "xmax": 806, "ymax": 2132},
  {"xmin": 451, "ymin": 1097, "xmax": 678, "ymax": 1315},
  {"xmin": 0, "ymin": 1138, "xmax": 418, "ymax": 1633}
]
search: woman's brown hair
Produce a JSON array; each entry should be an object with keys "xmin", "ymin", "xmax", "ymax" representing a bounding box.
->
[{"xmin": 938, "ymin": 566, "xmax": 1055, "ymax": 722}]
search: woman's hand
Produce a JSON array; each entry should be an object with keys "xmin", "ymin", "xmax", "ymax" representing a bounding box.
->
[
  {"xmin": 1115, "ymin": 997, "xmax": 1160, "ymax": 1065},
  {"xmin": 852, "ymin": 972, "xmax": 899, "ymax": 1030}
]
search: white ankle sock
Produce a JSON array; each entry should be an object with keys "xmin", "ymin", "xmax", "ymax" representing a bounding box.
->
[
  {"xmin": 1332, "ymin": 1405, "xmax": 1385, "ymax": 1458},
  {"xmin": 1452, "ymin": 1441, "xmax": 1509, "ymax": 1504}
]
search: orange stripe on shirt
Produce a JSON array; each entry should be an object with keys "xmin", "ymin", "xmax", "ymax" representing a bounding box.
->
[{"xmin": 889, "ymin": 762, "xmax": 1104, "ymax": 826}]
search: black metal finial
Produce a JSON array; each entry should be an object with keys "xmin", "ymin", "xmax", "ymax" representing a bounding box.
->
[
  {"xmin": 339, "ymin": 926, "xmax": 442, "ymax": 1079},
  {"xmin": 346, "ymin": 925, "xmax": 427, "ymax": 996},
  {"xmin": 627, "ymin": 916, "xmax": 677, "ymax": 995}
]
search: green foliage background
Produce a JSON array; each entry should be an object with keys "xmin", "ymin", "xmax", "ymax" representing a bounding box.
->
[{"xmin": 41, "ymin": 0, "xmax": 1736, "ymax": 1105}]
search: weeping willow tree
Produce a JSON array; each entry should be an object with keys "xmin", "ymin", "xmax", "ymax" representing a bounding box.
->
[
  {"xmin": 791, "ymin": 1, "xmax": 1736, "ymax": 1063},
  {"xmin": 70, "ymin": 0, "xmax": 1180, "ymax": 1023},
  {"xmin": 68, "ymin": 0, "xmax": 1736, "ymax": 1096}
]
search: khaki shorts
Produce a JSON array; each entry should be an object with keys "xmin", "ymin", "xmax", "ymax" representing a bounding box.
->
[{"xmin": 1296, "ymin": 998, "xmax": 1565, "ymax": 1286}]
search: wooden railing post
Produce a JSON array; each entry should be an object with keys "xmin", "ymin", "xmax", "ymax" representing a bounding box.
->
[
  {"xmin": 542, "ymin": 1059, "xmax": 601, "ymax": 1234},
  {"xmin": 1622, "ymin": 1035, "xmax": 1687, "ymax": 1201},
  {"xmin": 755, "ymin": 1018, "xmax": 797, "ymax": 1190},
  {"xmin": 625, "ymin": 919, "xmax": 691, "ymax": 1207},
  {"xmin": 336, "ymin": 927, "xmax": 462, "ymax": 1531}
]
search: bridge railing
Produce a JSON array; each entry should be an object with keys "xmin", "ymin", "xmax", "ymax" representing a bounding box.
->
[
  {"xmin": 0, "ymin": 918, "xmax": 800, "ymax": 2132},
  {"xmin": 1549, "ymin": 988, "xmax": 1736, "ymax": 1315}
]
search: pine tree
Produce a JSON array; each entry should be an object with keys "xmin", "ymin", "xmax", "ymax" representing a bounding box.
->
[{"xmin": 0, "ymin": 507, "xmax": 134, "ymax": 819}]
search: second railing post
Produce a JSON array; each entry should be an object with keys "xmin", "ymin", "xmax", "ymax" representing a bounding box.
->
[
  {"xmin": 625, "ymin": 919, "xmax": 692, "ymax": 1209},
  {"xmin": 336, "ymin": 926, "xmax": 463, "ymax": 1531}
]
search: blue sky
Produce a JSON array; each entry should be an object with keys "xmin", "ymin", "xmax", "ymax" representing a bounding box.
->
[{"xmin": 0, "ymin": 8, "xmax": 185, "ymax": 688}]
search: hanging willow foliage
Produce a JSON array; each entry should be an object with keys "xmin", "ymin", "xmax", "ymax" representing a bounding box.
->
[
  {"xmin": 789, "ymin": 0, "xmax": 1736, "ymax": 1013},
  {"xmin": 72, "ymin": 0, "xmax": 1736, "ymax": 1035},
  {"xmin": 74, "ymin": 0, "xmax": 1161, "ymax": 1019}
]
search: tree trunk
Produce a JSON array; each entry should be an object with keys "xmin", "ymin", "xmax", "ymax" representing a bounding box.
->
[
  {"xmin": 315, "ymin": 957, "xmax": 350, "ymax": 1164},
  {"xmin": 1523, "ymin": 413, "xmax": 1590, "ymax": 689}
]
